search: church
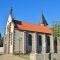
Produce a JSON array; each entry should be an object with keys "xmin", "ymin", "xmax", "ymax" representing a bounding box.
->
[{"xmin": 4, "ymin": 8, "xmax": 60, "ymax": 60}]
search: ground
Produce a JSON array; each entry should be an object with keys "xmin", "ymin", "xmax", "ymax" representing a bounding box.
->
[{"xmin": 0, "ymin": 54, "xmax": 27, "ymax": 60}]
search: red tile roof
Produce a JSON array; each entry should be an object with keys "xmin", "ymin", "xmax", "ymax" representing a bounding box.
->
[{"xmin": 13, "ymin": 20, "xmax": 52, "ymax": 34}]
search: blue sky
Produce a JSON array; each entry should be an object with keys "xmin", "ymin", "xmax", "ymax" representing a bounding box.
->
[{"xmin": 0, "ymin": 0, "xmax": 60, "ymax": 36}]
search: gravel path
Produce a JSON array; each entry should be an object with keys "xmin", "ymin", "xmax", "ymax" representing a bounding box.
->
[{"xmin": 0, "ymin": 54, "xmax": 27, "ymax": 60}]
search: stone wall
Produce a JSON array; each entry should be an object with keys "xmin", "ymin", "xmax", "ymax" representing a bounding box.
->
[
  {"xmin": 30, "ymin": 53, "xmax": 60, "ymax": 60},
  {"xmin": 14, "ymin": 30, "xmax": 52, "ymax": 54},
  {"xmin": 51, "ymin": 53, "xmax": 60, "ymax": 60},
  {"xmin": 14, "ymin": 29, "xmax": 24, "ymax": 53},
  {"xmin": 30, "ymin": 53, "xmax": 50, "ymax": 60},
  {"xmin": 0, "ymin": 47, "xmax": 4, "ymax": 53}
]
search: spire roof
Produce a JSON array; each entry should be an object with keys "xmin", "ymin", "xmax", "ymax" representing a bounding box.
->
[
  {"xmin": 39, "ymin": 13, "xmax": 48, "ymax": 26},
  {"xmin": 10, "ymin": 7, "xmax": 13, "ymax": 15},
  {"xmin": 9, "ymin": 7, "xmax": 14, "ymax": 20}
]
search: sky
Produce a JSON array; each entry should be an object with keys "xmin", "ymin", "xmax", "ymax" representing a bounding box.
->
[{"xmin": 0, "ymin": 0, "xmax": 60, "ymax": 36}]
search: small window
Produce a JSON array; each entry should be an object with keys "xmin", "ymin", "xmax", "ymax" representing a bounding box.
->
[{"xmin": 28, "ymin": 34, "xmax": 32, "ymax": 46}]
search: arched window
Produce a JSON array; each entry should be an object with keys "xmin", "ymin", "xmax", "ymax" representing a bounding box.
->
[
  {"xmin": 54, "ymin": 37, "xmax": 57, "ymax": 53},
  {"xmin": 37, "ymin": 35, "xmax": 42, "ymax": 53},
  {"xmin": 28, "ymin": 34, "xmax": 32, "ymax": 46},
  {"xmin": 38, "ymin": 35, "xmax": 42, "ymax": 46},
  {"xmin": 46, "ymin": 35, "xmax": 50, "ymax": 53},
  {"xmin": 47, "ymin": 36, "xmax": 50, "ymax": 46}
]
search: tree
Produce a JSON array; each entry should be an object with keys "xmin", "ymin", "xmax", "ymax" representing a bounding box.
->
[
  {"xmin": 52, "ymin": 21, "xmax": 60, "ymax": 36},
  {"xmin": 52, "ymin": 21, "xmax": 60, "ymax": 52},
  {"xmin": 0, "ymin": 33, "xmax": 3, "ymax": 47}
]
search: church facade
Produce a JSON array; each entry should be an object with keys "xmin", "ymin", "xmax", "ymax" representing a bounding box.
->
[{"xmin": 4, "ymin": 8, "xmax": 60, "ymax": 60}]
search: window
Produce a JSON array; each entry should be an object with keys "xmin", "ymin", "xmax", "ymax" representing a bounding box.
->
[
  {"xmin": 46, "ymin": 36, "xmax": 50, "ymax": 46},
  {"xmin": 38, "ymin": 35, "xmax": 42, "ymax": 46},
  {"xmin": 54, "ymin": 37, "xmax": 57, "ymax": 53},
  {"xmin": 46, "ymin": 35, "xmax": 50, "ymax": 53},
  {"xmin": 28, "ymin": 34, "xmax": 32, "ymax": 46}
]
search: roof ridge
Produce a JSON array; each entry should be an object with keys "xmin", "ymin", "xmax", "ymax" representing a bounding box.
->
[{"xmin": 13, "ymin": 19, "xmax": 48, "ymax": 27}]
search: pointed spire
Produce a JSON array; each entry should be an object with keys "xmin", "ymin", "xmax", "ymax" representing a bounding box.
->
[
  {"xmin": 10, "ymin": 7, "xmax": 13, "ymax": 16},
  {"xmin": 39, "ymin": 13, "xmax": 48, "ymax": 26},
  {"xmin": 9, "ymin": 7, "xmax": 14, "ymax": 20}
]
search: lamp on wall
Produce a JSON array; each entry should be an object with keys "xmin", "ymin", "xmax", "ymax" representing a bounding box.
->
[{"xmin": 18, "ymin": 35, "xmax": 22, "ymax": 56}]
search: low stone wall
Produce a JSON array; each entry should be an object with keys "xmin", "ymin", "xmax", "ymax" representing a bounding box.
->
[
  {"xmin": 0, "ymin": 47, "xmax": 4, "ymax": 53},
  {"xmin": 30, "ymin": 53, "xmax": 50, "ymax": 60},
  {"xmin": 51, "ymin": 53, "xmax": 60, "ymax": 60},
  {"xmin": 30, "ymin": 53, "xmax": 60, "ymax": 60}
]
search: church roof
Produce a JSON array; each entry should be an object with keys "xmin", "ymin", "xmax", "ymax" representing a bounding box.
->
[
  {"xmin": 39, "ymin": 13, "xmax": 48, "ymax": 25},
  {"xmin": 13, "ymin": 20, "xmax": 52, "ymax": 34}
]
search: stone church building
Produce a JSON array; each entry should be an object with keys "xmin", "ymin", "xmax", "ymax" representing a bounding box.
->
[{"xmin": 4, "ymin": 8, "xmax": 60, "ymax": 60}]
